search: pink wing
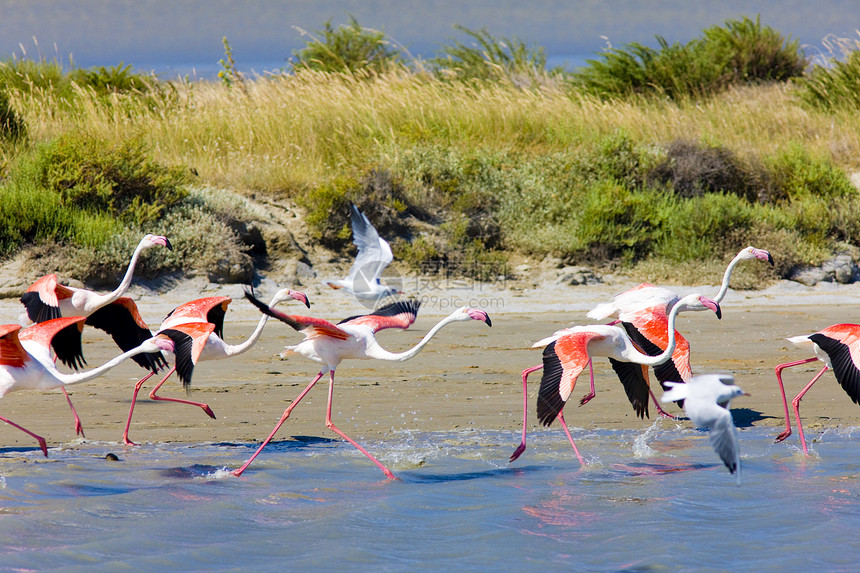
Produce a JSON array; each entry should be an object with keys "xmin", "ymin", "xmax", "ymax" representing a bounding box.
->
[
  {"xmin": 340, "ymin": 300, "xmax": 421, "ymax": 333},
  {"xmin": 243, "ymin": 291, "xmax": 350, "ymax": 340},
  {"xmin": 163, "ymin": 297, "xmax": 231, "ymax": 325},
  {"xmin": 18, "ymin": 316, "xmax": 88, "ymax": 370},
  {"xmin": 536, "ymin": 331, "xmax": 603, "ymax": 426},
  {"xmin": 0, "ymin": 324, "xmax": 28, "ymax": 368},
  {"xmin": 619, "ymin": 306, "xmax": 692, "ymax": 384},
  {"xmin": 20, "ymin": 274, "xmax": 76, "ymax": 323}
]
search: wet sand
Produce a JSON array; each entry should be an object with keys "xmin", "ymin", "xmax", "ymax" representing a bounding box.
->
[{"xmin": 1, "ymin": 278, "xmax": 858, "ymax": 454}]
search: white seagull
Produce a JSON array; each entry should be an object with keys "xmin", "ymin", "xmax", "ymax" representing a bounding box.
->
[
  {"xmin": 325, "ymin": 204, "xmax": 401, "ymax": 304},
  {"xmin": 662, "ymin": 373, "xmax": 747, "ymax": 482}
]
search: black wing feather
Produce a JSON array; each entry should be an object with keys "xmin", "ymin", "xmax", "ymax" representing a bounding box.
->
[
  {"xmin": 338, "ymin": 299, "xmax": 422, "ymax": 325},
  {"xmin": 206, "ymin": 304, "xmax": 227, "ymax": 340},
  {"xmin": 621, "ymin": 322, "xmax": 684, "ymax": 388},
  {"xmin": 158, "ymin": 329, "xmax": 196, "ymax": 390},
  {"xmin": 536, "ymin": 341, "xmax": 567, "ymax": 426},
  {"xmin": 85, "ymin": 303, "xmax": 167, "ymax": 373},
  {"xmin": 608, "ymin": 357, "xmax": 650, "ymax": 419},
  {"xmin": 51, "ymin": 321, "xmax": 87, "ymax": 371},
  {"xmin": 20, "ymin": 291, "xmax": 60, "ymax": 323},
  {"xmin": 809, "ymin": 333, "xmax": 860, "ymax": 405}
]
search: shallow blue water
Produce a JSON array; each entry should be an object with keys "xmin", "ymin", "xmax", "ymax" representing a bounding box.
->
[{"xmin": 0, "ymin": 426, "xmax": 857, "ymax": 572}]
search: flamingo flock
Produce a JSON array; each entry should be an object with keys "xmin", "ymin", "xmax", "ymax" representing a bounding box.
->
[{"xmin": 0, "ymin": 207, "xmax": 856, "ymax": 482}]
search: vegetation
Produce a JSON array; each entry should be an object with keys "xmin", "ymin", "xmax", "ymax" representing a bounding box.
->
[
  {"xmin": 0, "ymin": 15, "xmax": 859, "ymax": 290},
  {"xmin": 575, "ymin": 16, "xmax": 806, "ymax": 100},
  {"xmin": 290, "ymin": 16, "xmax": 402, "ymax": 73},
  {"xmin": 429, "ymin": 25, "xmax": 556, "ymax": 85}
]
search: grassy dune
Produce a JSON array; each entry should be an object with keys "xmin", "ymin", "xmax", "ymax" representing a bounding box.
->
[{"xmin": 2, "ymin": 66, "xmax": 860, "ymax": 287}]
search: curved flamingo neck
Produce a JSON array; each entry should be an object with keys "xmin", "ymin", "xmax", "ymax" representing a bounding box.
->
[
  {"xmin": 365, "ymin": 313, "xmax": 462, "ymax": 362},
  {"xmin": 88, "ymin": 239, "xmax": 149, "ymax": 312},
  {"xmin": 714, "ymin": 251, "xmax": 747, "ymax": 304},
  {"xmin": 51, "ymin": 345, "xmax": 153, "ymax": 386},
  {"xmin": 223, "ymin": 292, "xmax": 287, "ymax": 357},
  {"xmin": 224, "ymin": 314, "xmax": 270, "ymax": 357},
  {"xmin": 628, "ymin": 301, "xmax": 689, "ymax": 367}
]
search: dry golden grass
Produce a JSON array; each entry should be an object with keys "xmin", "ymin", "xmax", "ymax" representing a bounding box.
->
[{"xmin": 8, "ymin": 71, "xmax": 860, "ymax": 197}]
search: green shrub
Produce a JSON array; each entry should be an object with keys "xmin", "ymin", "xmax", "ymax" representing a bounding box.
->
[
  {"xmin": 575, "ymin": 16, "xmax": 805, "ymax": 100},
  {"xmin": 797, "ymin": 49, "xmax": 860, "ymax": 110},
  {"xmin": 430, "ymin": 25, "xmax": 553, "ymax": 84},
  {"xmin": 765, "ymin": 143, "xmax": 856, "ymax": 202},
  {"xmin": 68, "ymin": 62, "xmax": 157, "ymax": 95},
  {"xmin": 0, "ymin": 89, "xmax": 25, "ymax": 141},
  {"xmin": 291, "ymin": 16, "xmax": 402, "ymax": 74},
  {"xmin": 0, "ymin": 58, "xmax": 71, "ymax": 96},
  {"xmin": 31, "ymin": 133, "xmax": 189, "ymax": 225},
  {"xmin": 0, "ymin": 133, "xmax": 189, "ymax": 259},
  {"xmin": 699, "ymin": 15, "xmax": 806, "ymax": 83}
]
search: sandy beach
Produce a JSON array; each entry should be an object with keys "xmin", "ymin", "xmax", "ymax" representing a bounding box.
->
[{"xmin": 1, "ymin": 274, "xmax": 859, "ymax": 454}]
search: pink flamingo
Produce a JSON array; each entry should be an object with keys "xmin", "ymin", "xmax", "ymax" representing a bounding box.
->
[
  {"xmin": 19, "ymin": 234, "xmax": 174, "ymax": 435},
  {"xmin": 0, "ymin": 317, "xmax": 173, "ymax": 455},
  {"xmin": 774, "ymin": 324, "xmax": 860, "ymax": 454},
  {"xmin": 510, "ymin": 293, "xmax": 722, "ymax": 464},
  {"xmin": 584, "ymin": 246, "xmax": 773, "ymax": 414},
  {"xmin": 121, "ymin": 287, "xmax": 310, "ymax": 445},
  {"xmin": 232, "ymin": 292, "xmax": 492, "ymax": 479}
]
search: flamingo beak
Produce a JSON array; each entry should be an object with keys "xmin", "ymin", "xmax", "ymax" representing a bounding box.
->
[
  {"xmin": 755, "ymin": 249, "xmax": 774, "ymax": 266},
  {"xmin": 153, "ymin": 236, "xmax": 173, "ymax": 251},
  {"xmin": 700, "ymin": 297, "xmax": 722, "ymax": 319},
  {"xmin": 291, "ymin": 290, "xmax": 311, "ymax": 308},
  {"xmin": 467, "ymin": 309, "xmax": 492, "ymax": 327}
]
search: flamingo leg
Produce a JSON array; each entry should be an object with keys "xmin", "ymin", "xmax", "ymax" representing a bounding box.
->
[
  {"xmin": 60, "ymin": 387, "xmax": 85, "ymax": 437},
  {"xmin": 773, "ymin": 358, "xmax": 820, "ymax": 443},
  {"xmin": 791, "ymin": 366, "xmax": 829, "ymax": 455},
  {"xmin": 323, "ymin": 371, "xmax": 396, "ymax": 480},
  {"xmin": 510, "ymin": 364, "xmax": 542, "ymax": 463},
  {"xmin": 232, "ymin": 371, "xmax": 325, "ymax": 477},
  {"xmin": 556, "ymin": 411, "xmax": 585, "ymax": 466},
  {"xmin": 0, "ymin": 415, "xmax": 48, "ymax": 457},
  {"xmin": 122, "ymin": 371, "xmax": 156, "ymax": 446},
  {"xmin": 649, "ymin": 387, "xmax": 676, "ymax": 419},
  {"xmin": 148, "ymin": 367, "xmax": 216, "ymax": 419},
  {"xmin": 578, "ymin": 358, "xmax": 596, "ymax": 406}
]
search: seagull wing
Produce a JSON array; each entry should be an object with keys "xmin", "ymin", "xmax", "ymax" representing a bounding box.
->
[
  {"xmin": 708, "ymin": 408, "xmax": 741, "ymax": 476},
  {"xmin": 346, "ymin": 204, "xmax": 393, "ymax": 289}
]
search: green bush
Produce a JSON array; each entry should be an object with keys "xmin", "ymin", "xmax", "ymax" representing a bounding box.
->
[
  {"xmin": 575, "ymin": 16, "xmax": 806, "ymax": 100},
  {"xmin": 0, "ymin": 89, "xmax": 25, "ymax": 141},
  {"xmin": 291, "ymin": 16, "xmax": 402, "ymax": 74},
  {"xmin": 699, "ymin": 15, "xmax": 806, "ymax": 84},
  {"xmin": 68, "ymin": 62, "xmax": 157, "ymax": 95},
  {"xmin": 30, "ymin": 134, "xmax": 189, "ymax": 225},
  {"xmin": 797, "ymin": 49, "xmax": 860, "ymax": 110},
  {"xmin": 429, "ymin": 25, "xmax": 553, "ymax": 84},
  {"xmin": 0, "ymin": 58, "xmax": 71, "ymax": 96},
  {"xmin": 0, "ymin": 133, "xmax": 189, "ymax": 258},
  {"xmin": 765, "ymin": 143, "xmax": 856, "ymax": 202}
]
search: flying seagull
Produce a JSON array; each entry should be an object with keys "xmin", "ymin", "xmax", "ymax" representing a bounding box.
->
[
  {"xmin": 326, "ymin": 204, "xmax": 401, "ymax": 305},
  {"xmin": 662, "ymin": 373, "xmax": 747, "ymax": 483}
]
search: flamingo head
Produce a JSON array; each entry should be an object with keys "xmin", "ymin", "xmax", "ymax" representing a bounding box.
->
[
  {"xmin": 742, "ymin": 246, "xmax": 773, "ymax": 266},
  {"xmin": 453, "ymin": 307, "xmax": 493, "ymax": 327},
  {"xmin": 676, "ymin": 294, "xmax": 722, "ymax": 320},
  {"xmin": 142, "ymin": 234, "xmax": 174, "ymax": 251},
  {"xmin": 271, "ymin": 287, "xmax": 311, "ymax": 309}
]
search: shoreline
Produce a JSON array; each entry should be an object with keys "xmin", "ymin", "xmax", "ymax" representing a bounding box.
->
[{"xmin": 1, "ymin": 276, "xmax": 858, "ymax": 455}]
